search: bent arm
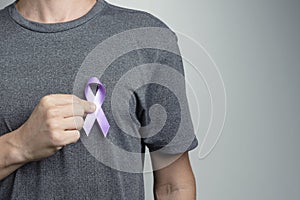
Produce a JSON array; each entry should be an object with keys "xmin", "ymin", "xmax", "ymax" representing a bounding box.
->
[
  {"xmin": 0, "ymin": 129, "xmax": 27, "ymax": 181},
  {"xmin": 152, "ymin": 152, "xmax": 196, "ymax": 200},
  {"xmin": 0, "ymin": 94, "xmax": 95, "ymax": 181}
]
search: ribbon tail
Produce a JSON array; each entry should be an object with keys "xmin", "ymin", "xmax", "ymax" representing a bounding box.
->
[
  {"xmin": 97, "ymin": 109, "xmax": 110, "ymax": 137},
  {"xmin": 83, "ymin": 113, "xmax": 96, "ymax": 136}
]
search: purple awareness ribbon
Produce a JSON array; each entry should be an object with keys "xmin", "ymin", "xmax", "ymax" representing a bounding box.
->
[{"xmin": 83, "ymin": 77, "xmax": 110, "ymax": 137}]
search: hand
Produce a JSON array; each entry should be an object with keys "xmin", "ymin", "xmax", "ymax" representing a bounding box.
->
[{"xmin": 11, "ymin": 94, "xmax": 96, "ymax": 163}]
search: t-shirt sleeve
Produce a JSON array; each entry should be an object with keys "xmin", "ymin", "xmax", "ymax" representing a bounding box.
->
[{"xmin": 135, "ymin": 30, "xmax": 198, "ymax": 155}]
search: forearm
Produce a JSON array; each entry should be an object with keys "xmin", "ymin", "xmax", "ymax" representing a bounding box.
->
[
  {"xmin": 152, "ymin": 152, "xmax": 197, "ymax": 200},
  {"xmin": 0, "ymin": 129, "xmax": 27, "ymax": 181},
  {"xmin": 154, "ymin": 179, "xmax": 196, "ymax": 200}
]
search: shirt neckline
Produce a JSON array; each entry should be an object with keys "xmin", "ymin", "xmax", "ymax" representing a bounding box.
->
[{"xmin": 7, "ymin": 0, "xmax": 107, "ymax": 33}]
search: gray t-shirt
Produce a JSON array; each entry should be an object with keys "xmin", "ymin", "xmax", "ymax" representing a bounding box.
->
[{"xmin": 0, "ymin": 0, "xmax": 198, "ymax": 199}]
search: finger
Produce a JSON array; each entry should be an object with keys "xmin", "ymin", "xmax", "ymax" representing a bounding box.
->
[
  {"xmin": 78, "ymin": 98, "xmax": 96, "ymax": 114},
  {"xmin": 60, "ymin": 130, "xmax": 81, "ymax": 145},
  {"xmin": 42, "ymin": 94, "xmax": 81, "ymax": 106},
  {"xmin": 57, "ymin": 103, "xmax": 85, "ymax": 118},
  {"xmin": 60, "ymin": 116, "xmax": 84, "ymax": 130}
]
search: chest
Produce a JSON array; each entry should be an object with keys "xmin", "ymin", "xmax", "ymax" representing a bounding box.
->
[{"xmin": 0, "ymin": 35, "xmax": 91, "ymax": 134}]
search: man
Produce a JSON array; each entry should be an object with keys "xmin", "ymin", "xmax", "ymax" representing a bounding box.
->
[{"xmin": 0, "ymin": 0, "xmax": 198, "ymax": 199}]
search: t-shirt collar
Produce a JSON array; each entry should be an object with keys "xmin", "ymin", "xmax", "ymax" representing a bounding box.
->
[{"xmin": 7, "ymin": 0, "xmax": 107, "ymax": 33}]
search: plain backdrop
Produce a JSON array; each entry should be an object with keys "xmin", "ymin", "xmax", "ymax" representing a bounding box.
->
[{"xmin": 1, "ymin": 0, "xmax": 300, "ymax": 199}]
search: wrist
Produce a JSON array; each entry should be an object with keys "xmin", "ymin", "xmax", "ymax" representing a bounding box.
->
[{"xmin": 4, "ymin": 128, "xmax": 29, "ymax": 166}]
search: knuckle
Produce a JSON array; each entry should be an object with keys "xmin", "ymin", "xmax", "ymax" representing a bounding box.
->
[
  {"xmin": 49, "ymin": 132, "xmax": 61, "ymax": 145},
  {"xmin": 71, "ymin": 131, "xmax": 80, "ymax": 143},
  {"xmin": 79, "ymin": 107, "xmax": 85, "ymax": 116},
  {"xmin": 40, "ymin": 95, "xmax": 52, "ymax": 106},
  {"xmin": 71, "ymin": 95, "xmax": 80, "ymax": 103},
  {"xmin": 71, "ymin": 103, "xmax": 83, "ymax": 116},
  {"xmin": 75, "ymin": 117, "xmax": 84, "ymax": 129},
  {"xmin": 46, "ymin": 108, "xmax": 60, "ymax": 118},
  {"xmin": 46, "ymin": 119, "xmax": 59, "ymax": 130},
  {"xmin": 74, "ymin": 131, "xmax": 80, "ymax": 140},
  {"xmin": 79, "ymin": 117, "xmax": 84, "ymax": 126}
]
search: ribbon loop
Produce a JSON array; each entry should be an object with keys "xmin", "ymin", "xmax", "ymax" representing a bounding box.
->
[{"xmin": 83, "ymin": 77, "xmax": 110, "ymax": 137}]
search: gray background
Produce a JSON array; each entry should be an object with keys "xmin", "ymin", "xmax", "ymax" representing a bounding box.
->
[{"xmin": 1, "ymin": 0, "xmax": 300, "ymax": 199}]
